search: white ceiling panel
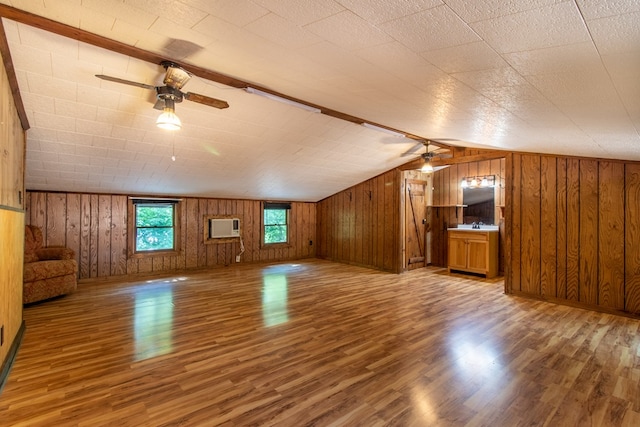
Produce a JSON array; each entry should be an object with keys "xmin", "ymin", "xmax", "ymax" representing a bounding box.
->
[
  {"xmin": 0, "ymin": 0, "xmax": 638, "ymax": 202},
  {"xmin": 470, "ymin": 2, "xmax": 591, "ymax": 53}
]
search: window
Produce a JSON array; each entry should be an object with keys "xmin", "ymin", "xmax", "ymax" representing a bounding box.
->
[
  {"xmin": 130, "ymin": 199, "xmax": 181, "ymax": 255},
  {"xmin": 263, "ymin": 202, "xmax": 291, "ymax": 245}
]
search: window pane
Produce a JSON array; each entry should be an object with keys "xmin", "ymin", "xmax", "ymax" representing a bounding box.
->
[
  {"xmin": 136, "ymin": 228, "xmax": 174, "ymax": 251},
  {"xmin": 264, "ymin": 209, "xmax": 286, "ymax": 225},
  {"xmin": 265, "ymin": 225, "xmax": 287, "ymax": 244},
  {"xmin": 136, "ymin": 205, "xmax": 174, "ymax": 227}
]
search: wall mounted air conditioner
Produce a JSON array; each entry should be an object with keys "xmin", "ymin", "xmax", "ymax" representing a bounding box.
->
[{"xmin": 209, "ymin": 218, "xmax": 240, "ymax": 238}]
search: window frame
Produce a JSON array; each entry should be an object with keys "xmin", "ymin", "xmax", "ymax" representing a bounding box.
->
[
  {"xmin": 261, "ymin": 201, "xmax": 291, "ymax": 247},
  {"xmin": 128, "ymin": 198, "xmax": 182, "ymax": 258}
]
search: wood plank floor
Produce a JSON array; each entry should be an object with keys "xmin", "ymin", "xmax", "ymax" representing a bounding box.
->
[{"xmin": 2, "ymin": 259, "xmax": 640, "ymax": 426}]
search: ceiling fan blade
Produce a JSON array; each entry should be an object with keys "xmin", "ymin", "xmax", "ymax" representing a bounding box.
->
[
  {"xmin": 95, "ymin": 74, "xmax": 156, "ymax": 90},
  {"xmin": 184, "ymin": 92, "xmax": 229, "ymax": 109},
  {"xmin": 401, "ymin": 141, "xmax": 425, "ymax": 157}
]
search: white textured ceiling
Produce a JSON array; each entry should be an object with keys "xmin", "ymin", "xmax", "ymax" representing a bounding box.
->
[{"xmin": 1, "ymin": 0, "xmax": 639, "ymax": 201}]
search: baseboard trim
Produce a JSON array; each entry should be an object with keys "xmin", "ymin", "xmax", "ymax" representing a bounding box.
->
[{"xmin": 0, "ymin": 320, "xmax": 26, "ymax": 394}]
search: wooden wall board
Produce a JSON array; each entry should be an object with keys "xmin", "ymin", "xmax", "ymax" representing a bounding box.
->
[
  {"xmin": 625, "ymin": 164, "xmax": 640, "ymax": 314},
  {"xmin": 540, "ymin": 156, "xmax": 557, "ymax": 297},
  {"xmin": 520, "ymin": 154, "xmax": 541, "ymax": 295},
  {"xmin": 598, "ymin": 162, "xmax": 625, "ymax": 310},
  {"xmin": 510, "ymin": 154, "xmax": 522, "ymax": 292},
  {"xmin": 566, "ymin": 158, "xmax": 580, "ymax": 302},
  {"xmin": 579, "ymin": 159, "xmax": 598, "ymax": 305},
  {"xmin": 556, "ymin": 159, "xmax": 568, "ymax": 300}
]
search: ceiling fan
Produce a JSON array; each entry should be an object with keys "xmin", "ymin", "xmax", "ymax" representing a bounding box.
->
[
  {"xmin": 96, "ymin": 61, "xmax": 229, "ymax": 130},
  {"xmin": 402, "ymin": 139, "xmax": 452, "ymax": 173}
]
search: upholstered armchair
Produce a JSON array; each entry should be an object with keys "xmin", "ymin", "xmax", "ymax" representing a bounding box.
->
[{"xmin": 23, "ymin": 225, "xmax": 78, "ymax": 304}]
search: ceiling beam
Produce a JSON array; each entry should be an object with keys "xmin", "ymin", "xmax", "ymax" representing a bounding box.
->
[
  {"xmin": 0, "ymin": 4, "xmax": 451, "ymax": 149},
  {"xmin": 0, "ymin": 18, "xmax": 28, "ymax": 130}
]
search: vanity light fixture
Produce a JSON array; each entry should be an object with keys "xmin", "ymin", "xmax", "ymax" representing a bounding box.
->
[{"xmin": 461, "ymin": 175, "xmax": 496, "ymax": 188}]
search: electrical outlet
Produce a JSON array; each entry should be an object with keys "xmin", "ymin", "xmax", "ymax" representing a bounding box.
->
[
  {"xmin": 236, "ymin": 255, "xmax": 241, "ymax": 263},
  {"xmin": 309, "ymin": 240, "xmax": 313, "ymax": 246}
]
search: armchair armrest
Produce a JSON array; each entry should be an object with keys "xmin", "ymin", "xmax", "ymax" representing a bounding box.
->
[{"xmin": 35, "ymin": 247, "xmax": 76, "ymax": 261}]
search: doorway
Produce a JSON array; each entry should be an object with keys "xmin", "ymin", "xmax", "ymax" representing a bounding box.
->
[{"xmin": 405, "ymin": 179, "xmax": 429, "ymax": 270}]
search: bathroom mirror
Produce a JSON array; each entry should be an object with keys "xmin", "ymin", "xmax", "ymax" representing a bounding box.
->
[{"xmin": 463, "ymin": 187, "xmax": 495, "ymax": 225}]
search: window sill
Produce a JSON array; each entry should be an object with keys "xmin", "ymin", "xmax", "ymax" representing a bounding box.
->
[{"xmin": 129, "ymin": 249, "xmax": 180, "ymax": 259}]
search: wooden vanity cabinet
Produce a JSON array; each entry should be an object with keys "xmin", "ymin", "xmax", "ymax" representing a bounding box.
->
[{"xmin": 448, "ymin": 230, "xmax": 498, "ymax": 278}]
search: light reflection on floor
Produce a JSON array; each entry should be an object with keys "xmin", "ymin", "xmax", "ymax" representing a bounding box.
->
[
  {"xmin": 262, "ymin": 270, "xmax": 290, "ymax": 327},
  {"xmin": 133, "ymin": 280, "xmax": 183, "ymax": 361}
]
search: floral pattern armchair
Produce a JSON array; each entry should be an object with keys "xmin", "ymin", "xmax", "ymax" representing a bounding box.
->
[{"xmin": 23, "ymin": 225, "xmax": 78, "ymax": 304}]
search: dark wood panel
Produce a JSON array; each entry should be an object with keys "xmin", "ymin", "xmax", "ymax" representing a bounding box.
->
[
  {"xmin": 110, "ymin": 195, "xmax": 127, "ymax": 276},
  {"xmin": 625, "ymin": 164, "xmax": 640, "ymax": 314},
  {"xmin": 509, "ymin": 154, "xmax": 522, "ymax": 292},
  {"xmin": 579, "ymin": 159, "xmax": 598, "ymax": 305},
  {"xmin": 556, "ymin": 159, "xmax": 568, "ymax": 300},
  {"xmin": 598, "ymin": 162, "xmax": 625, "ymax": 310},
  {"xmin": 566, "ymin": 158, "xmax": 580, "ymax": 301},
  {"xmin": 540, "ymin": 156, "xmax": 557, "ymax": 297},
  {"xmin": 45, "ymin": 192, "xmax": 66, "ymax": 246},
  {"xmin": 97, "ymin": 195, "xmax": 112, "ymax": 277},
  {"xmin": 65, "ymin": 193, "xmax": 81, "ymax": 271},
  {"xmin": 520, "ymin": 155, "xmax": 541, "ymax": 294}
]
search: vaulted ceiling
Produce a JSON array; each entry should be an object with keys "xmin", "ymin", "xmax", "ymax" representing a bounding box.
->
[{"xmin": 1, "ymin": 1, "xmax": 638, "ymax": 202}]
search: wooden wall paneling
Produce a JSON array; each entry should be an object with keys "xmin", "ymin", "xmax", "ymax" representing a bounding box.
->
[
  {"xmin": 363, "ymin": 180, "xmax": 373, "ymax": 266},
  {"xmin": 309, "ymin": 202, "xmax": 316, "ymax": 258},
  {"xmin": 45, "ymin": 192, "xmax": 66, "ymax": 246},
  {"xmin": 65, "ymin": 193, "xmax": 81, "ymax": 276},
  {"xmin": 79, "ymin": 194, "xmax": 92, "ymax": 278},
  {"xmin": 432, "ymin": 169, "xmax": 442, "ymax": 206},
  {"xmin": 625, "ymin": 164, "xmax": 640, "ymax": 314},
  {"xmin": 251, "ymin": 200, "xmax": 261, "ymax": 263},
  {"xmin": 383, "ymin": 172, "xmax": 393, "ymax": 271},
  {"xmin": 218, "ymin": 199, "xmax": 229, "ymax": 265},
  {"xmin": 598, "ymin": 161, "xmax": 625, "ymax": 310},
  {"xmin": 348, "ymin": 190, "xmax": 356, "ymax": 263},
  {"xmin": 566, "ymin": 158, "xmax": 580, "ymax": 301},
  {"xmin": 448, "ymin": 166, "xmax": 458, "ymax": 207},
  {"xmin": 442, "ymin": 167, "xmax": 450, "ymax": 206},
  {"xmin": 204, "ymin": 199, "xmax": 216, "ymax": 266},
  {"xmin": 509, "ymin": 154, "xmax": 522, "ymax": 292},
  {"xmin": 24, "ymin": 191, "xmax": 30, "ymax": 222},
  {"xmin": 185, "ymin": 198, "xmax": 199, "ymax": 269},
  {"xmin": 110, "ymin": 195, "xmax": 127, "ymax": 276},
  {"xmin": 89, "ymin": 194, "xmax": 99, "ymax": 278},
  {"xmin": 338, "ymin": 191, "xmax": 346, "ymax": 263},
  {"xmin": 556, "ymin": 159, "xmax": 568, "ymax": 300},
  {"xmin": 540, "ymin": 156, "xmax": 557, "ymax": 297},
  {"xmin": 520, "ymin": 155, "xmax": 541, "ymax": 295},
  {"xmin": 30, "ymin": 191, "xmax": 46, "ymax": 231},
  {"xmin": 579, "ymin": 159, "xmax": 598, "ymax": 305},
  {"xmin": 375, "ymin": 175, "xmax": 384, "ymax": 268},
  {"xmin": 0, "ymin": 210, "xmax": 24, "ymax": 368},
  {"xmin": 354, "ymin": 183, "xmax": 363, "ymax": 265},
  {"xmin": 97, "ymin": 195, "xmax": 112, "ymax": 277}
]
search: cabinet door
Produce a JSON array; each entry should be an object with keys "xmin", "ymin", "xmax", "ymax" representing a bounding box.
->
[
  {"xmin": 467, "ymin": 239, "xmax": 488, "ymax": 273},
  {"xmin": 448, "ymin": 237, "xmax": 468, "ymax": 270}
]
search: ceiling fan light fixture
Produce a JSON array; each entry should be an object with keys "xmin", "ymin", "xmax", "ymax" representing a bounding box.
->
[
  {"xmin": 156, "ymin": 107, "xmax": 182, "ymax": 131},
  {"xmin": 421, "ymin": 159, "xmax": 434, "ymax": 173}
]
